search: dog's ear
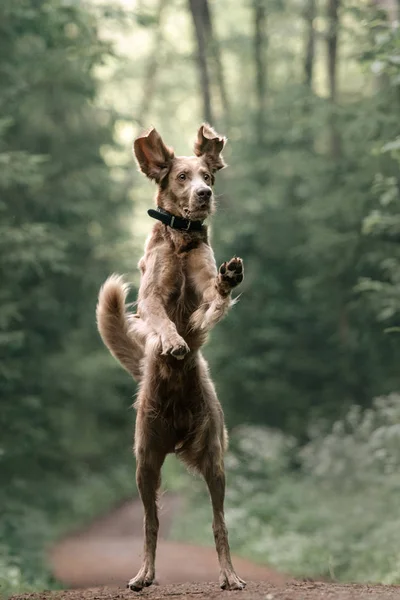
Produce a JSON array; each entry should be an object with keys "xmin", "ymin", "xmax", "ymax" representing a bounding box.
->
[
  {"xmin": 133, "ymin": 127, "xmax": 174, "ymax": 183},
  {"xmin": 194, "ymin": 123, "xmax": 227, "ymax": 172}
]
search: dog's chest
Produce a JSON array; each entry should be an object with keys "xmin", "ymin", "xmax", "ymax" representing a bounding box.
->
[{"xmin": 167, "ymin": 256, "xmax": 198, "ymax": 322}]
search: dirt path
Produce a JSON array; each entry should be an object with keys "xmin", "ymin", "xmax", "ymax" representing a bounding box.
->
[
  {"xmin": 48, "ymin": 493, "xmax": 283, "ymax": 588},
  {"xmin": 10, "ymin": 581, "xmax": 400, "ymax": 600},
  {"xmin": 18, "ymin": 493, "xmax": 398, "ymax": 600}
]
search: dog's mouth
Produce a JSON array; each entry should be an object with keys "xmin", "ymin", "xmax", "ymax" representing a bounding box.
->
[{"xmin": 184, "ymin": 206, "xmax": 212, "ymax": 222}]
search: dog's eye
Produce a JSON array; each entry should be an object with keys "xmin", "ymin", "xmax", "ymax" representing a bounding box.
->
[
  {"xmin": 203, "ymin": 173, "xmax": 210, "ymax": 182},
  {"xmin": 178, "ymin": 173, "xmax": 186, "ymax": 181}
]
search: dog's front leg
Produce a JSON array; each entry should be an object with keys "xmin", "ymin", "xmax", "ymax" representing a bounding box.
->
[
  {"xmin": 190, "ymin": 256, "xmax": 244, "ymax": 332},
  {"xmin": 139, "ymin": 295, "xmax": 189, "ymax": 359},
  {"xmin": 138, "ymin": 253, "xmax": 190, "ymax": 359}
]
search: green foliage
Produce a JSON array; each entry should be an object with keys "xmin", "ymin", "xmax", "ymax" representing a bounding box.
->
[
  {"xmin": 170, "ymin": 393, "xmax": 400, "ymax": 583},
  {"xmin": 354, "ymin": 15, "xmax": 400, "ymax": 330},
  {"xmin": 0, "ymin": 0, "xmax": 135, "ymax": 594},
  {"xmin": 205, "ymin": 8, "xmax": 400, "ymax": 436}
]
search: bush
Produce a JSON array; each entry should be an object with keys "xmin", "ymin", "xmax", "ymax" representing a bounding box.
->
[{"xmin": 169, "ymin": 394, "xmax": 400, "ymax": 583}]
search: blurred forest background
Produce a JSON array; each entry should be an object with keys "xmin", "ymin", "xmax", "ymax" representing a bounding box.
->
[{"xmin": 1, "ymin": 0, "xmax": 400, "ymax": 596}]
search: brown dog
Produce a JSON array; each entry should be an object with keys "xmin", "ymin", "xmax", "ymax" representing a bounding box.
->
[{"xmin": 96, "ymin": 124, "xmax": 245, "ymax": 591}]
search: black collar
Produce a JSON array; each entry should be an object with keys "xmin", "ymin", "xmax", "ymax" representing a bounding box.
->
[{"xmin": 147, "ymin": 207, "xmax": 204, "ymax": 232}]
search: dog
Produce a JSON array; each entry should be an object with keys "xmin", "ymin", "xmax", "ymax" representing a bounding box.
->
[{"xmin": 96, "ymin": 123, "xmax": 245, "ymax": 591}]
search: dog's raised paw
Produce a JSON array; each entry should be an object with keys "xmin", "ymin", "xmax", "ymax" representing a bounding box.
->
[{"xmin": 219, "ymin": 257, "xmax": 244, "ymax": 289}]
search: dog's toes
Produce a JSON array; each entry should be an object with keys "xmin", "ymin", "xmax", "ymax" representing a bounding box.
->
[
  {"xmin": 235, "ymin": 273, "xmax": 243, "ymax": 284},
  {"xmin": 219, "ymin": 261, "xmax": 227, "ymax": 275},
  {"xmin": 127, "ymin": 571, "xmax": 153, "ymax": 592},
  {"xmin": 220, "ymin": 581, "xmax": 246, "ymax": 591},
  {"xmin": 127, "ymin": 579, "xmax": 154, "ymax": 592},
  {"xmin": 227, "ymin": 257, "xmax": 243, "ymax": 274},
  {"xmin": 127, "ymin": 581, "xmax": 143, "ymax": 592},
  {"xmin": 219, "ymin": 257, "xmax": 244, "ymax": 289},
  {"xmin": 171, "ymin": 344, "xmax": 189, "ymax": 360},
  {"xmin": 220, "ymin": 570, "xmax": 246, "ymax": 591},
  {"xmin": 161, "ymin": 333, "xmax": 190, "ymax": 360}
]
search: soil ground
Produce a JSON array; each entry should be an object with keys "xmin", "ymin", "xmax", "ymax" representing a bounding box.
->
[
  {"xmin": 10, "ymin": 493, "xmax": 400, "ymax": 600},
  {"xmin": 10, "ymin": 581, "xmax": 400, "ymax": 600}
]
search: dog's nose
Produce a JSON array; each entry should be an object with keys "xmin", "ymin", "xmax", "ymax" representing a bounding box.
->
[{"xmin": 197, "ymin": 187, "xmax": 212, "ymax": 202}]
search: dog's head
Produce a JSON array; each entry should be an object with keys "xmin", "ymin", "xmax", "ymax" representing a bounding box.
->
[{"xmin": 133, "ymin": 124, "xmax": 226, "ymax": 222}]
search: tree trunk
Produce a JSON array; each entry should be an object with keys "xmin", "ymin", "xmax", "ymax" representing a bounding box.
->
[
  {"xmin": 327, "ymin": 0, "xmax": 341, "ymax": 159},
  {"xmin": 327, "ymin": 0, "xmax": 347, "ymax": 345},
  {"xmin": 136, "ymin": 0, "xmax": 168, "ymax": 126},
  {"xmin": 327, "ymin": 0, "xmax": 339, "ymax": 103},
  {"xmin": 253, "ymin": 0, "xmax": 267, "ymax": 145},
  {"xmin": 201, "ymin": 0, "xmax": 230, "ymax": 128},
  {"xmin": 188, "ymin": 0, "xmax": 213, "ymax": 123},
  {"xmin": 304, "ymin": 0, "xmax": 316, "ymax": 89}
]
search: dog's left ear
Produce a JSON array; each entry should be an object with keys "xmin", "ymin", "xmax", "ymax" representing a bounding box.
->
[{"xmin": 194, "ymin": 123, "xmax": 227, "ymax": 172}]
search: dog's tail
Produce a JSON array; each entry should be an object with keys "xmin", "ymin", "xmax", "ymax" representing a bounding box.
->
[{"xmin": 96, "ymin": 274, "xmax": 143, "ymax": 381}]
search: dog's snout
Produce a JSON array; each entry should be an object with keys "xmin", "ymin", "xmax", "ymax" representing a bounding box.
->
[{"xmin": 197, "ymin": 187, "xmax": 212, "ymax": 202}]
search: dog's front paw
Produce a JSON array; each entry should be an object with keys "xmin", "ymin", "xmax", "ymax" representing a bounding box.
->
[
  {"xmin": 218, "ymin": 257, "xmax": 244, "ymax": 294},
  {"xmin": 161, "ymin": 331, "xmax": 190, "ymax": 360}
]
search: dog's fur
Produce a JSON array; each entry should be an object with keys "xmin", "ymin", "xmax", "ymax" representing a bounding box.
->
[{"xmin": 96, "ymin": 124, "xmax": 245, "ymax": 591}]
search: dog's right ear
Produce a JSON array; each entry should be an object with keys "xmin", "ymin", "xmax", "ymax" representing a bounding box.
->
[{"xmin": 133, "ymin": 127, "xmax": 174, "ymax": 183}]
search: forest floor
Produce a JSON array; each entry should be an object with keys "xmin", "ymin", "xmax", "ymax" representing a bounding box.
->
[{"xmin": 9, "ymin": 494, "xmax": 400, "ymax": 600}]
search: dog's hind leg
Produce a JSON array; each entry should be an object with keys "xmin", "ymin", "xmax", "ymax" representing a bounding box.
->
[
  {"xmin": 128, "ymin": 409, "xmax": 169, "ymax": 592},
  {"xmin": 178, "ymin": 355, "xmax": 245, "ymax": 590},
  {"xmin": 127, "ymin": 444, "xmax": 165, "ymax": 591},
  {"xmin": 201, "ymin": 449, "xmax": 246, "ymax": 591},
  {"xmin": 127, "ymin": 451, "xmax": 164, "ymax": 591}
]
